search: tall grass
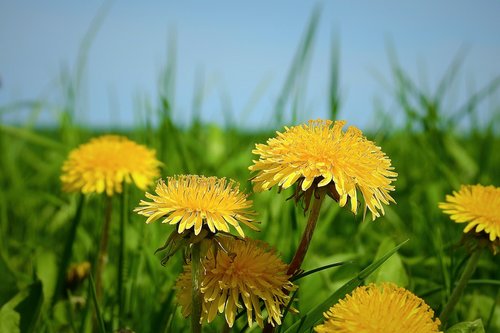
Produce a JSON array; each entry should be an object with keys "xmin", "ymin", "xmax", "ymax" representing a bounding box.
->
[{"xmin": 0, "ymin": 8, "xmax": 499, "ymax": 333}]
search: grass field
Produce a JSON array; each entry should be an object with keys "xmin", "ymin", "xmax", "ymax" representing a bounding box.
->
[{"xmin": 1, "ymin": 14, "xmax": 500, "ymax": 333}]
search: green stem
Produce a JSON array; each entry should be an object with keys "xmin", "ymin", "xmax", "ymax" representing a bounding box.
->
[
  {"xmin": 439, "ymin": 248, "xmax": 482, "ymax": 326},
  {"xmin": 191, "ymin": 242, "xmax": 203, "ymax": 333},
  {"xmin": 263, "ymin": 188, "xmax": 326, "ymax": 333},
  {"xmin": 95, "ymin": 195, "xmax": 113, "ymax": 302},
  {"xmin": 286, "ymin": 188, "xmax": 326, "ymax": 276},
  {"xmin": 117, "ymin": 184, "xmax": 128, "ymax": 329},
  {"xmin": 52, "ymin": 194, "xmax": 85, "ymax": 305}
]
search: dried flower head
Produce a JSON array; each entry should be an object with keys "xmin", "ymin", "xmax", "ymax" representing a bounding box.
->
[
  {"xmin": 249, "ymin": 120, "xmax": 397, "ymax": 219},
  {"xmin": 176, "ymin": 238, "xmax": 296, "ymax": 328},
  {"xmin": 135, "ymin": 175, "xmax": 258, "ymax": 237},
  {"xmin": 314, "ymin": 283, "xmax": 441, "ymax": 333},
  {"xmin": 439, "ymin": 184, "xmax": 500, "ymax": 242},
  {"xmin": 61, "ymin": 135, "xmax": 160, "ymax": 196}
]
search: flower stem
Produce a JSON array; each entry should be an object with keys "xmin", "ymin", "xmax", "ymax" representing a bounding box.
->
[
  {"xmin": 264, "ymin": 188, "xmax": 327, "ymax": 333},
  {"xmin": 439, "ymin": 248, "xmax": 482, "ymax": 326},
  {"xmin": 52, "ymin": 194, "xmax": 85, "ymax": 305},
  {"xmin": 95, "ymin": 195, "xmax": 113, "ymax": 302},
  {"xmin": 191, "ymin": 242, "xmax": 203, "ymax": 333},
  {"xmin": 287, "ymin": 187, "xmax": 326, "ymax": 276},
  {"xmin": 117, "ymin": 184, "xmax": 128, "ymax": 329}
]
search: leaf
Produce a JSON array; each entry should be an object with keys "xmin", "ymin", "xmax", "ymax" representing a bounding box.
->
[
  {"xmin": 36, "ymin": 252, "xmax": 57, "ymax": 305},
  {"xmin": 0, "ymin": 305, "xmax": 20, "ymax": 333},
  {"xmin": 14, "ymin": 279, "xmax": 43, "ymax": 333},
  {"xmin": 284, "ymin": 239, "xmax": 408, "ymax": 333},
  {"xmin": 446, "ymin": 319, "xmax": 485, "ymax": 333},
  {"xmin": 0, "ymin": 253, "xmax": 18, "ymax": 308},
  {"xmin": 365, "ymin": 238, "xmax": 409, "ymax": 287}
]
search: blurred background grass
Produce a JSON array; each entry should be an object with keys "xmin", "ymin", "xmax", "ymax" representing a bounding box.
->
[{"xmin": 1, "ymin": 7, "xmax": 500, "ymax": 333}]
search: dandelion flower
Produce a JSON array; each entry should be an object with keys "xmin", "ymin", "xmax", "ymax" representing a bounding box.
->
[
  {"xmin": 439, "ymin": 184, "xmax": 500, "ymax": 242},
  {"xmin": 176, "ymin": 238, "xmax": 296, "ymax": 328},
  {"xmin": 135, "ymin": 175, "xmax": 258, "ymax": 237},
  {"xmin": 249, "ymin": 120, "xmax": 396, "ymax": 219},
  {"xmin": 61, "ymin": 135, "xmax": 160, "ymax": 196},
  {"xmin": 314, "ymin": 283, "xmax": 441, "ymax": 333}
]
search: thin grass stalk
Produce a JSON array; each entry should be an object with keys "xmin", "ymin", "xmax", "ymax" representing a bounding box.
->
[
  {"xmin": 89, "ymin": 274, "xmax": 106, "ymax": 333},
  {"xmin": 52, "ymin": 194, "xmax": 85, "ymax": 305},
  {"xmin": 95, "ymin": 195, "xmax": 113, "ymax": 302},
  {"xmin": 439, "ymin": 248, "xmax": 482, "ymax": 326},
  {"xmin": 191, "ymin": 242, "xmax": 203, "ymax": 333},
  {"xmin": 117, "ymin": 183, "xmax": 128, "ymax": 329},
  {"xmin": 486, "ymin": 288, "xmax": 500, "ymax": 332}
]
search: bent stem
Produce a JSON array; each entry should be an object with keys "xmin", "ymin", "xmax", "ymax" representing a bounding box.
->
[
  {"xmin": 191, "ymin": 242, "xmax": 203, "ymax": 333},
  {"xmin": 95, "ymin": 195, "xmax": 113, "ymax": 302},
  {"xmin": 287, "ymin": 187, "xmax": 326, "ymax": 276},
  {"xmin": 264, "ymin": 187, "xmax": 327, "ymax": 333},
  {"xmin": 439, "ymin": 248, "xmax": 482, "ymax": 326}
]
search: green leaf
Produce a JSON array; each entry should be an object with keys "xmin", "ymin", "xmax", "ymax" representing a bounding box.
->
[
  {"xmin": 36, "ymin": 252, "xmax": 57, "ymax": 305},
  {"xmin": 446, "ymin": 319, "xmax": 485, "ymax": 333},
  {"xmin": 365, "ymin": 238, "xmax": 409, "ymax": 287},
  {"xmin": 0, "ymin": 253, "xmax": 18, "ymax": 308},
  {"xmin": 284, "ymin": 239, "xmax": 408, "ymax": 333},
  {"xmin": 0, "ymin": 305, "xmax": 20, "ymax": 333},
  {"xmin": 14, "ymin": 279, "xmax": 43, "ymax": 333}
]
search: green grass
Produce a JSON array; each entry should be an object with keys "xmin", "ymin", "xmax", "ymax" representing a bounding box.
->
[{"xmin": 1, "ymin": 11, "xmax": 499, "ymax": 333}]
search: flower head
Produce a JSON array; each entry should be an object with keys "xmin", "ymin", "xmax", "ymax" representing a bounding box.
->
[
  {"xmin": 176, "ymin": 238, "xmax": 296, "ymax": 328},
  {"xmin": 135, "ymin": 175, "xmax": 258, "ymax": 237},
  {"xmin": 61, "ymin": 135, "xmax": 160, "ymax": 196},
  {"xmin": 439, "ymin": 184, "xmax": 500, "ymax": 242},
  {"xmin": 314, "ymin": 283, "xmax": 441, "ymax": 333},
  {"xmin": 249, "ymin": 120, "xmax": 396, "ymax": 219}
]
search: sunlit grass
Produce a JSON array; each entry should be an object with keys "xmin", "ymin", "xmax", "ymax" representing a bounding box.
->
[{"xmin": 0, "ymin": 9, "xmax": 499, "ymax": 333}]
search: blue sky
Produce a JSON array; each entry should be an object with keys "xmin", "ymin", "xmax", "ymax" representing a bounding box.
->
[{"xmin": 1, "ymin": 1, "xmax": 500, "ymax": 129}]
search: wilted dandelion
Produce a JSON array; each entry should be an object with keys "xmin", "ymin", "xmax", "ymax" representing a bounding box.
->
[
  {"xmin": 135, "ymin": 175, "xmax": 258, "ymax": 237},
  {"xmin": 66, "ymin": 261, "xmax": 91, "ymax": 291},
  {"xmin": 61, "ymin": 135, "xmax": 161, "ymax": 196},
  {"xmin": 176, "ymin": 238, "xmax": 296, "ymax": 328},
  {"xmin": 249, "ymin": 119, "xmax": 397, "ymax": 219},
  {"xmin": 314, "ymin": 283, "xmax": 441, "ymax": 333},
  {"xmin": 439, "ymin": 184, "xmax": 500, "ymax": 242}
]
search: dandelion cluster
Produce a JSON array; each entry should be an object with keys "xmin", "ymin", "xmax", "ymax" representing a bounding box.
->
[
  {"xmin": 249, "ymin": 119, "xmax": 397, "ymax": 219},
  {"xmin": 61, "ymin": 135, "xmax": 160, "ymax": 196}
]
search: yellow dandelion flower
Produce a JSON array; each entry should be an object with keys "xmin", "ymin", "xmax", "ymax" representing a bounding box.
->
[
  {"xmin": 135, "ymin": 175, "xmax": 258, "ymax": 237},
  {"xmin": 314, "ymin": 283, "xmax": 441, "ymax": 333},
  {"xmin": 61, "ymin": 135, "xmax": 160, "ymax": 196},
  {"xmin": 439, "ymin": 184, "xmax": 500, "ymax": 242},
  {"xmin": 176, "ymin": 238, "xmax": 296, "ymax": 328},
  {"xmin": 249, "ymin": 119, "xmax": 397, "ymax": 219}
]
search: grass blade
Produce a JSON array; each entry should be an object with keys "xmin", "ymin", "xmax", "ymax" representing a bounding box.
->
[
  {"xmin": 89, "ymin": 274, "xmax": 106, "ymax": 333},
  {"xmin": 291, "ymin": 261, "xmax": 348, "ymax": 282}
]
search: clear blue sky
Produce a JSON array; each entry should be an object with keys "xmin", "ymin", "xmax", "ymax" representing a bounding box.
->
[{"xmin": 1, "ymin": 1, "xmax": 500, "ymax": 129}]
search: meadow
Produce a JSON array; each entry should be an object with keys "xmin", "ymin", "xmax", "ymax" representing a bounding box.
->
[{"xmin": 1, "ymin": 15, "xmax": 500, "ymax": 333}]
